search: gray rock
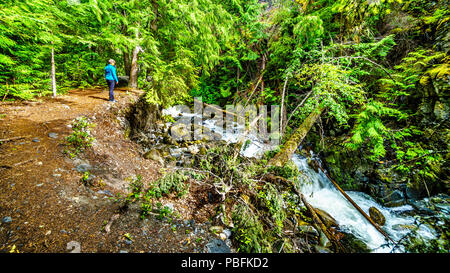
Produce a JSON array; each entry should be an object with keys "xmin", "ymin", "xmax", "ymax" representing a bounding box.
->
[
  {"xmin": 97, "ymin": 190, "xmax": 113, "ymax": 196},
  {"xmin": 48, "ymin": 133, "xmax": 59, "ymax": 139},
  {"xmin": 32, "ymin": 138, "xmax": 40, "ymax": 143},
  {"xmin": 205, "ymin": 239, "xmax": 231, "ymax": 253},
  {"xmin": 298, "ymin": 225, "xmax": 319, "ymax": 237},
  {"xmin": 76, "ymin": 164, "xmax": 92, "ymax": 173},
  {"xmin": 2, "ymin": 216, "xmax": 12, "ymax": 224}
]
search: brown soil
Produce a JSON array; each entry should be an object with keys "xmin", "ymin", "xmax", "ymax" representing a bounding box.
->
[{"xmin": 0, "ymin": 88, "xmax": 220, "ymax": 253}]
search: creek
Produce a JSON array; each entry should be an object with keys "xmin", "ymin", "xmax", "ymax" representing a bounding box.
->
[{"xmin": 162, "ymin": 106, "xmax": 440, "ymax": 253}]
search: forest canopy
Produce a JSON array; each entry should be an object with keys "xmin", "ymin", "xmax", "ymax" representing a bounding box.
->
[{"xmin": 0, "ymin": 0, "xmax": 448, "ymax": 197}]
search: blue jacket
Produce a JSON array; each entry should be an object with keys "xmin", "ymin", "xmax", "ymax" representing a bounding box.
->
[{"xmin": 105, "ymin": 64, "xmax": 119, "ymax": 82}]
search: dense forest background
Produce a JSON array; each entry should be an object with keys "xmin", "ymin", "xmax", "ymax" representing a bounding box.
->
[{"xmin": 0, "ymin": 0, "xmax": 448, "ymax": 242}]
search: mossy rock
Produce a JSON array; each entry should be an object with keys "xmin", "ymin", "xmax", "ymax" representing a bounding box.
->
[
  {"xmin": 369, "ymin": 207, "xmax": 386, "ymax": 226},
  {"xmin": 340, "ymin": 233, "xmax": 371, "ymax": 253}
]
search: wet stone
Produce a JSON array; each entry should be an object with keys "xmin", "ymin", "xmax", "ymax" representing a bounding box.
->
[
  {"xmin": 48, "ymin": 133, "xmax": 59, "ymax": 139},
  {"xmin": 2, "ymin": 216, "xmax": 12, "ymax": 224},
  {"xmin": 205, "ymin": 239, "xmax": 231, "ymax": 253},
  {"xmin": 76, "ymin": 164, "xmax": 92, "ymax": 173}
]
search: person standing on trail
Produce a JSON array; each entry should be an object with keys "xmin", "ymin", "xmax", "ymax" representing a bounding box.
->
[{"xmin": 105, "ymin": 59, "xmax": 119, "ymax": 102}]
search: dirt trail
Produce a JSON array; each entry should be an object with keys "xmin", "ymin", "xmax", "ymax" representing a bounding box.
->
[{"xmin": 0, "ymin": 88, "xmax": 217, "ymax": 253}]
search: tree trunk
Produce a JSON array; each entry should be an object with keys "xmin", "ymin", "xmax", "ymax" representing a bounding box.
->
[
  {"xmin": 51, "ymin": 43, "xmax": 57, "ymax": 97},
  {"xmin": 280, "ymin": 76, "xmax": 289, "ymax": 138},
  {"xmin": 269, "ymin": 106, "xmax": 324, "ymax": 167},
  {"xmin": 129, "ymin": 45, "xmax": 141, "ymax": 89},
  {"xmin": 123, "ymin": 50, "xmax": 131, "ymax": 77}
]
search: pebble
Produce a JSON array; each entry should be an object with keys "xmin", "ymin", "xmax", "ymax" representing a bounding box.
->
[
  {"xmin": 48, "ymin": 133, "xmax": 58, "ymax": 139},
  {"xmin": 32, "ymin": 138, "xmax": 40, "ymax": 142},
  {"xmin": 2, "ymin": 216, "xmax": 12, "ymax": 224},
  {"xmin": 223, "ymin": 229, "xmax": 232, "ymax": 239},
  {"xmin": 36, "ymin": 183, "xmax": 44, "ymax": 187}
]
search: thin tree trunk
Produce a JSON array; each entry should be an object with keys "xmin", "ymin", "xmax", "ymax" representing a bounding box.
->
[
  {"xmin": 123, "ymin": 51, "xmax": 131, "ymax": 77},
  {"xmin": 269, "ymin": 106, "xmax": 324, "ymax": 167},
  {"xmin": 260, "ymin": 54, "xmax": 265, "ymax": 93},
  {"xmin": 280, "ymin": 76, "xmax": 288, "ymax": 138},
  {"xmin": 129, "ymin": 45, "xmax": 141, "ymax": 89},
  {"xmin": 51, "ymin": 43, "xmax": 57, "ymax": 97}
]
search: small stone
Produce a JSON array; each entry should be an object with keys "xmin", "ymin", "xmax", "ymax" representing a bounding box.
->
[
  {"xmin": 219, "ymin": 233, "xmax": 227, "ymax": 241},
  {"xmin": 119, "ymin": 250, "xmax": 128, "ymax": 253},
  {"xmin": 32, "ymin": 138, "xmax": 40, "ymax": 142},
  {"xmin": 45, "ymin": 230, "xmax": 52, "ymax": 236},
  {"xmin": 48, "ymin": 133, "xmax": 58, "ymax": 139},
  {"xmin": 164, "ymin": 203, "xmax": 175, "ymax": 211},
  {"xmin": 209, "ymin": 226, "xmax": 223, "ymax": 234},
  {"xmin": 223, "ymin": 229, "xmax": 232, "ymax": 239},
  {"xmin": 36, "ymin": 183, "xmax": 44, "ymax": 187},
  {"xmin": 2, "ymin": 216, "xmax": 12, "ymax": 224}
]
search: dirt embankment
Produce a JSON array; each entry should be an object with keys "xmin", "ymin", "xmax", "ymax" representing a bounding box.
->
[{"xmin": 0, "ymin": 89, "xmax": 220, "ymax": 253}]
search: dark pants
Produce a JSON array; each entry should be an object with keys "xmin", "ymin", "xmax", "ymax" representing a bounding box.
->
[{"xmin": 106, "ymin": 80, "xmax": 115, "ymax": 101}]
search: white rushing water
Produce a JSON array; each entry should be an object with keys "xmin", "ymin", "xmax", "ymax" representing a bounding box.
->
[
  {"xmin": 292, "ymin": 154, "xmax": 437, "ymax": 253},
  {"xmin": 162, "ymin": 106, "xmax": 276, "ymax": 158},
  {"xmin": 163, "ymin": 106, "xmax": 437, "ymax": 252}
]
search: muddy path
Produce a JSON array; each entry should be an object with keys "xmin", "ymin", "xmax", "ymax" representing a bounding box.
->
[{"xmin": 0, "ymin": 88, "xmax": 220, "ymax": 253}]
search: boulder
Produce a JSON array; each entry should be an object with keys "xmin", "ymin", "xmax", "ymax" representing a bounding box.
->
[
  {"xmin": 205, "ymin": 239, "xmax": 231, "ymax": 253},
  {"xmin": 144, "ymin": 149, "xmax": 164, "ymax": 165},
  {"xmin": 369, "ymin": 207, "xmax": 386, "ymax": 226},
  {"xmin": 117, "ymin": 76, "xmax": 129, "ymax": 88},
  {"xmin": 170, "ymin": 123, "xmax": 191, "ymax": 141},
  {"xmin": 339, "ymin": 232, "xmax": 371, "ymax": 253}
]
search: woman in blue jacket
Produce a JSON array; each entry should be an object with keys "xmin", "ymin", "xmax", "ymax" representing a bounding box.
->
[{"xmin": 105, "ymin": 59, "xmax": 119, "ymax": 102}]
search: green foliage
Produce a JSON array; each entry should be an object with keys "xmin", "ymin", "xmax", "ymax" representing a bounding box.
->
[
  {"xmin": 345, "ymin": 100, "xmax": 406, "ymax": 160},
  {"xmin": 258, "ymin": 184, "xmax": 286, "ymax": 233},
  {"xmin": 232, "ymin": 203, "xmax": 273, "ymax": 253},
  {"xmin": 64, "ymin": 116, "xmax": 95, "ymax": 158}
]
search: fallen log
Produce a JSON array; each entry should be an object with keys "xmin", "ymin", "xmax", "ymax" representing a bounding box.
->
[
  {"xmin": 0, "ymin": 135, "xmax": 31, "ymax": 143},
  {"xmin": 299, "ymin": 192, "xmax": 346, "ymax": 253},
  {"xmin": 269, "ymin": 106, "xmax": 324, "ymax": 167}
]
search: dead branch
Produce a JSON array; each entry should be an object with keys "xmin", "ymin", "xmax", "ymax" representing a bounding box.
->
[{"xmin": 0, "ymin": 135, "xmax": 31, "ymax": 143}]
